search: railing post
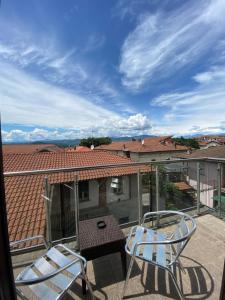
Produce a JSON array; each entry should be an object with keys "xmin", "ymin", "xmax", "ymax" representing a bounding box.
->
[
  {"xmin": 155, "ymin": 165, "xmax": 160, "ymax": 225},
  {"xmin": 137, "ymin": 169, "xmax": 142, "ymax": 224},
  {"xmin": 44, "ymin": 177, "xmax": 52, "ymax": 246},
  {"xmin": 217, "ymin": 163, "xmax": 222, "ymax": 218},
  {"xmin": 196, "ymin": 162, "xmax": 201, "ymax": 215},
  {"xmin": 73, "ymin": 175, "xmax": 80, "ymax": 250}
]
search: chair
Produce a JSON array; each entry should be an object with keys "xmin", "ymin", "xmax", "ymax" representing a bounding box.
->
[
  {"xmin": 10, "ymin": 236, "xmax": 95, "ymax": 300},
  {"xmin": 122, "ymin": 211, "xmax": 197, "ymax": 300}
]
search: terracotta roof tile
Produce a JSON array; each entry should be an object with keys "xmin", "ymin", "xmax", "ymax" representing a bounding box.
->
[
  {"xmin": 3, "ymin": 143, "xmax": 63, "ymax": 154},
  {"xmin": 95, "ymin": 136, "xmax": 188, "ymax": 153},
  {"xmin": 176, "ymin": 145, "xmax": 225, "ymax": 159},
  {"xmin": 4, "ymin": 151, "xmax": 150, "ymax": 243}
]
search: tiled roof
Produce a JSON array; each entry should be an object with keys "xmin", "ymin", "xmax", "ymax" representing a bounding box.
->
[
  {"xmin": 4, "ymin": 151, "xmax": 150, "ymax": 243},
  {"xmin": 4, "ymin": 151, "xmax": 137, "ymax": 172},
  {"xmin": 176, "ymin": 145, "xmax": 225, "ymax": 159},
  {"xmin": 174, "ymin": 182, "xmax": 193, "ymax": 191},
  {"xmin": 3, "ymin": 143, "xmax": 63, "ymax": 154},
  {"xmin": 95, "ymin": 136, "xmax": 188, "ymax": 153},
  {"xmin": 65, "ymin": 146, "xmax": 92, "ymax": 152}
]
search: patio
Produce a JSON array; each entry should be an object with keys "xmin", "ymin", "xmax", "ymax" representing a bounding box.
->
[{"xmin": 13, "ymin": 213, "xmax": 225, "ymax": 300}]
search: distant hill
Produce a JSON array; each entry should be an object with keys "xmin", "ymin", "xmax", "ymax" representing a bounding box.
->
[{"xmin": 4, "ymin": 135, "xmax": 156, "ymax": 148}]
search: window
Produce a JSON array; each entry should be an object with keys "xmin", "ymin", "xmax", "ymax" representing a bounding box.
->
[
  {"xmin": 79, "ymin": 181, "xmax": 89, "ymax": 202},
  {"xmin": 111, "ymin": 177, "xmax": 123, "ymax": 194}
]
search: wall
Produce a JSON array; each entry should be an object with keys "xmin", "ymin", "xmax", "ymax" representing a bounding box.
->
[
  {"xmin": 106, "ymin": 175, "xmax": 130, "ymax": 203},
  {"xmin": 187, "ymin": 161, "xmax": 219, "ymax": 208},
  {"xmin": 79, "ymin": 180, "xmax": 99, "ymax": 209}
]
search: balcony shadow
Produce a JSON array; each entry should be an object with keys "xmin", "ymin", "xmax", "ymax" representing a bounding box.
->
[
  {"xmin": 123, "ymin": 256, "xmax": 214, "ymax": 299},
  {"xmin": 68, "ymin": 281, "xmax": 108, "ymax": 300},
  {"xmin": 92, "ymin": 253, "xmax": 141, "ymax": 289}
]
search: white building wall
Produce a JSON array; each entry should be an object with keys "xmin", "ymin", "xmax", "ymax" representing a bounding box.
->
[
  {"xmin": 187, "ymin": 161, "xmax": 218, "ymax": 208},
  {"xmin": 79, "ymin": 180, "xmax": 99, "ymax": 209},
  {"xmin": 106, "ymin": 175, "xmax": 130, "ymax": 203}
]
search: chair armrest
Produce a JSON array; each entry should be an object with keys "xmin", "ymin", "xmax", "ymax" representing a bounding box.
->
[
  {"xmin": 15, "ymin": 255, "xmax": 83, "ymax": 286},
  {"xmin": 56, "ymin": 244, "xmax": 87, "ymax": 267},
  {"xmin": 132, "ymin": 232, "xmax": 194, "ymax": 254},
  {"xmin": 10, "ymin": 235, "xmax": 48, "ymax": 250}
]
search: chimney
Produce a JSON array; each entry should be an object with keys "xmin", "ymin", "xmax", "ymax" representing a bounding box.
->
[{"xmin": 141, "ymin": 139, "xmax": 144, "ymax": 145}]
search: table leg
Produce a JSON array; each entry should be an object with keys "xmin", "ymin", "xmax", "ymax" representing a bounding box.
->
[
  {"xmin": 120, "ymin": 249, "xmax": 127, "ymax": 278},
  {"xmin": 82, "ymin": 265, "xmax": 87, "ymax": 295}
]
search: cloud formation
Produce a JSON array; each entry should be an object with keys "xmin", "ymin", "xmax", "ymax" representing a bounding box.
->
[
  {"xmin": 119, "ymin": 0, "xmax": 225, "ymax": 91},
  {"xmin": 151, "ymin": 63, "xmax": 225, "ymax": 135}
]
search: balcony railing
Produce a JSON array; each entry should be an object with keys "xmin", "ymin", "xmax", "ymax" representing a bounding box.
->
[{"xmin": 4, "ymin": 157, "xmax": 225, "ymax": 253}]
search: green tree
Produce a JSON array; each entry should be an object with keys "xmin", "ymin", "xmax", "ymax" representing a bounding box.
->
[
  {"xmin": 172, "ymin": 137, "xmax": 200, "ymax": 149},
  {"xmin": 79, "ymin": 137, "xmax": 112, "ymax": 148}
]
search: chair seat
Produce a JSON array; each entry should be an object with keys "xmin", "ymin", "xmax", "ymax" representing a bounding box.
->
[
  {"xmin": 127, "ymin": 226, "xmax": 173, "ymax": 268},
  {"xmin": 16, "ymin": 245, "xmax": 83, "ymax": 300}
]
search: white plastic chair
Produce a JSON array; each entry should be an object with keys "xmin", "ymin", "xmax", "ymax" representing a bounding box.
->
[
  {"xmin": 122, "ymin": 211, "xmax": 197, "ymax": 300},
  {"xmin": 11, "ymin": 236, "xmax": 95, "ymax": 300}
]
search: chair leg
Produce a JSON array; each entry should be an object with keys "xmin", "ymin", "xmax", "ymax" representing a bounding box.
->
[
  {"xmin": 122, "ymin": 256, "xmax": 135, "ymax": 299},
  {"xmin": 83, "ymin": 272, "xmax": 95, "ymax": 300},
  {"xmin": 168, "ymin": 270, "xmax": 185, "ymax": 300}
]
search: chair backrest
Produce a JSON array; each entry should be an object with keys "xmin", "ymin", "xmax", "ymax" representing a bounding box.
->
[{"xmin": 172, "ymin": 213, "xmax": 196, "ymax": 262}]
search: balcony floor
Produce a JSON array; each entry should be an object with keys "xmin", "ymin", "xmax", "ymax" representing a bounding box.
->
[{"xmin": 14, "ymin": 214, "xmax": 225, "ymax": 300}]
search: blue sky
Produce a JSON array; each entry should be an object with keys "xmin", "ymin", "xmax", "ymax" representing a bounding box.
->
[{"xmin": 1, "ymin": 0, "xmax": 225, "ymax": 142}]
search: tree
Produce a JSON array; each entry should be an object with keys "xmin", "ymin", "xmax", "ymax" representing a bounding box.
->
[
  {"xmin": 172, "ymin": 137, "xmax": 200, "ymax": 149},
  {"xmin": 79, "ymin": 137, "xmax": 112, "ymax": 148}
]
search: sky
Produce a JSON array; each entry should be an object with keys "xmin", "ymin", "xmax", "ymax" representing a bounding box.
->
[{"xmin": 1, "ymin": 0, "xmax": 225, "ymax": 142}]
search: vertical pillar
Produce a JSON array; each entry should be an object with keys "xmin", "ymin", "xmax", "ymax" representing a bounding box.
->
[
  {"xmin": 217, "ymin": 163, "xmax": 222, "ymax": 218},
  {"xmin": 137, "ymin": 169, "xmax": 142, "ymax": 224},
  {"xmin": 73, "ymin": 176, "xmax": 80, "ymax": 250},
  {"xmin": 196, "ymin": 162, "xmax": 201, "ymax": 215},
  {"xmin": 0, "ymin": 122, "xmax": 17, "ymax": 300},
  {"xmin": 155, "ymin": 165, "xmax": 160, "ymax": 225},
  {"xmin": 44, "ymin": 177, "xmax": 52, "ymax": 246}
]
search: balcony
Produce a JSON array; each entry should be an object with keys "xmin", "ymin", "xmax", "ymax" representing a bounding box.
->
[
  {"xmin": 12, "ymin": 213, "xmax": 225, "ymax": 299},
  {"xmin": 4, "ymin": 157, "xmax": 225, "ymax": 299}
]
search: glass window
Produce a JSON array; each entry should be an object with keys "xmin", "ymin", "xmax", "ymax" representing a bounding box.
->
[{"xmin": 79, "ymin": 181, "xmax": 89, "ymax": 202}]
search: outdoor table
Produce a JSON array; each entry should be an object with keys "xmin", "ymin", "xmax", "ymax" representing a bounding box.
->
[{"xmin": 79, "ymin": 214, "xmax": 127, "ymax": 293}]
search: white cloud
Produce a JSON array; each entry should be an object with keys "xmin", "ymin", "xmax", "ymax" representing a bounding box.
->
[
  {"xmin": 151, "ymin": 64, "xmax": 225, "ymax": 135},
  {"xmin": 0, "ymin": 62, "xmax": 152, "ymax": 142},
  {"xmin": 2, "ymin": 113, "xmax": 152, "ymax": 142},
  {"xmin": 0, "ymin": 62, "xmax": 120, "ymax": 129},
  {"xmin": 119, "ymin": 0, "xmax": 225, "ymax": 91}
]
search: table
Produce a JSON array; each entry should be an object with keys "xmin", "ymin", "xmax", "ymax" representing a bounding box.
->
[{"xmin": 79, "ymin": 215, "xmax": 127, "ymax": 293}]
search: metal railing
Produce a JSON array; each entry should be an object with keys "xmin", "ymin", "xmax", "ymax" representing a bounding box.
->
[{"xmin": 6, "ymin": 157, "xmax": 225, "ymax": 253}]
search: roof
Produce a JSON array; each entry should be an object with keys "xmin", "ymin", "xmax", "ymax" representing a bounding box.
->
[
  {"xmin": 195, "ymin": 135, "xmax": 225, "ymax": 144},
  {"xmin": 3, "ymin": 143, "xmax": 63, "ymax": 154},
  {"xmin": 95, "ymin": 136, "xmax": 188, "ymax": 153},
  {"xmin": 4, "ymin": 151, "xmax": 150, "ymax": 243},
  {"xmin": 65, "ymin": 146, "xmax": 92, "ymax": 152},
  {"xmin": 176, "ymin": 145, "xmax": 225, "ymax": 159},
  {"xmin": 174, "ymin": 182, "xmax": 194, "ymax": 191}
]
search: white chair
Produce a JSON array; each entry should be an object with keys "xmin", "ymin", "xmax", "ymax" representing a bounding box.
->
[
  {"xmin": 11, "ymin": 236, "xmax": 95, "ymax": 300},
  {"xmin": 122, "ymin": 211, "xmax": 197, "ymax": 300}
]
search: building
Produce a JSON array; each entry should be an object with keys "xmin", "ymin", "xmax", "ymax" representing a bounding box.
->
[
  {"xmin": 3, "ymin": 143, "xmax": 63, "ymax": 154},
  {"xmin": 195, "ymin": 135, "xmax": 225, "ymax": 149},
  {"xmin": 3, "ymin": 151, "xmax": 149, "ymax": 243},
  {"xmin": 95, "ymin": 136, "xmax": 188, "ymax": 162},
  {"xmin": 176, "ymin": 145, "xmax": 225, "ymax": 208}
]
